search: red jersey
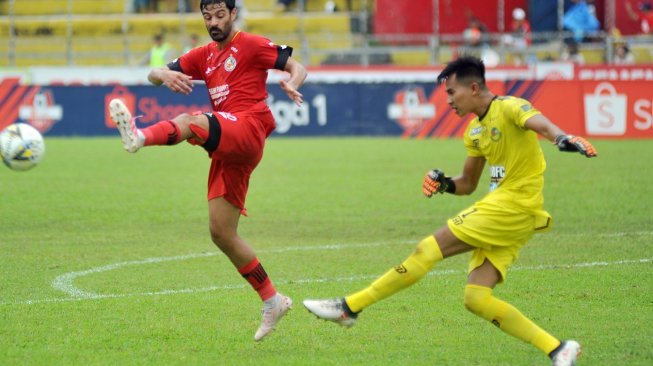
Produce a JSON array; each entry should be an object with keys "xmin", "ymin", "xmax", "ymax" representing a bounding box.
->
[
  {"xmin": 168, "ymin": 31, "xmax": 293, "ymax": 113},
  {"xmin": 511, "ymin": 20, "xmax": 532, "ymax": 46}
]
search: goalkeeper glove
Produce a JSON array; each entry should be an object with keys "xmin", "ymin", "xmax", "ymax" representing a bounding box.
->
[
  {"xmin": 555, "ymin": 134, "xmax": 597, "ymax": 158},
  {"xmin": 422, "ymin": 169, "xmax": 454, "ymax": 197}
]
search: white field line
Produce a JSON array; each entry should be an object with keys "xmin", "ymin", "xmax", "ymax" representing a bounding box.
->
[
  {"xmin": 6, "ymin": 257, "xmax": 650, "ymax": 306},
  {"xmin": 1, "ymin": 232, "xmax": 651, "ymax": 306}
]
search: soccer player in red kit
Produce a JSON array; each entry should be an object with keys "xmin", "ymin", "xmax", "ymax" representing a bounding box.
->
[{"xmin": 108, "ymin": 0, "xmax": 307, "ymax": 341}]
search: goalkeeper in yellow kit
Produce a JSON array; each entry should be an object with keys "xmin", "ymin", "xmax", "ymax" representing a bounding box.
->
[{"xmin": 303, "ymin": 56, "xmax": 597, "ymax": 366}]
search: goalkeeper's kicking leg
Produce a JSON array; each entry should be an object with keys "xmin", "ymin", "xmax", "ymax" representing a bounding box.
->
[
  {"xmin": 303, "ymin": 225, "xmax": 580, "ymax": 365},
  {"xmin": 303, "ymin": 226, "xmax": 465, "ymax": 326}
]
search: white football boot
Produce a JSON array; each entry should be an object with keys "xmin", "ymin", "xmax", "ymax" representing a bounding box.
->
[
  {"xmin": 302, "ymin": 298, "xmax": 358, "ymax": 327},
  {"xmin": 550, "ymin": 340, "xmax": 581, "ymax": 366},
  {"xmin": 254, "ymin": 293, "xmax": 292, "ymax": 341},
  {"xmin": 109, "ymin": 98, "xmax": 143, "ymax": 153}
]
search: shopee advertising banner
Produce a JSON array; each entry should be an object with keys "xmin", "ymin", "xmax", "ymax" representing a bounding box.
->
[
  {"xmin": 518, "ymin": 80, "xmax": 653, "ymax": 139},
  {"xmin": 1, "ymin": 76, "xmax": 651, "ymax": 139}
]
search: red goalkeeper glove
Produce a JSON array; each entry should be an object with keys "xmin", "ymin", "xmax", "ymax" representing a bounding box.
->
[
  {"xmin": 555, "ymin": 135, "xmax": 597, "ymax": 158},
  {"xmin": 422, "ymin": 169, "xmax": 454, "ymax": 197}
]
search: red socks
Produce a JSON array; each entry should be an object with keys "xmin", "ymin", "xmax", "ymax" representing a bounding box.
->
[
  {"xmin": 141, "ymin": 120, "xmax": 181, "ymax": 146},
  {"xmin": 238, "ymin": 258, "xmax": 276, "ymax": 301}
]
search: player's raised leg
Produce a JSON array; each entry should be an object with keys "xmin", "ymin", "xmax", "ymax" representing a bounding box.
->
[
  {"xmin": 109, "ymin": 98, "xmax": 143, "ymax": 153},
  {"xmin": 109, "ymin": 99, "xmax": 205, "ymax": 153}
]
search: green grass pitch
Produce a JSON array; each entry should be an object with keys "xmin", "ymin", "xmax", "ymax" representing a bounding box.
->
[{"xmin": 1, "ymin": 137, "xmax": 652, "ymax": 365}]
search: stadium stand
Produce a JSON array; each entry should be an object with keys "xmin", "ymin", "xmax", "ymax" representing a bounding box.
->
[
  {"xmin": 1, "ymin": 0, "xmax": 651, "ymax": 67},
  {"xmin": 0, "ymin": 0, "xmax": 356, "ymax": 66}
]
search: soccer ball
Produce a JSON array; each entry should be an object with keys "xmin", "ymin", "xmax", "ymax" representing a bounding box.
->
[{"xmin": 0, "ymin": 123, "xmax": 46, "ymax": 171}]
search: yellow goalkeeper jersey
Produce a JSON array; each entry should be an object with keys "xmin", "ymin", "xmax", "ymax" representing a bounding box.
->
[{"xmin": 463, "ymin": 95, "xmax": 546, "ymax": 211}]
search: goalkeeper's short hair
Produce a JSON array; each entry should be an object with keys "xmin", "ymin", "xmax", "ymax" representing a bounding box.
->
[{"xmin": 436, "ymin": 56, "xmax": 486, "ymax": 88}]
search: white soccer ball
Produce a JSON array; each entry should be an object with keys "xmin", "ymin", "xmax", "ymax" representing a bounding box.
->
[{"xmin": 0, "ymin": 123, "xmax": 46, "ymax": 171}]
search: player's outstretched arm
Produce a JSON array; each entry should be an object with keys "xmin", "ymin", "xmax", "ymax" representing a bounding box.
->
[
  {"xmin": 524, "ymin": 114, "xmax": 597, "ymax": 157},
  {"xmin": 280, "ymin": 57, "xmax": 307, "ymax": 106},
  {"xmin": 148, "ymin": 67, "xmax": 194, "ymax": 95}
]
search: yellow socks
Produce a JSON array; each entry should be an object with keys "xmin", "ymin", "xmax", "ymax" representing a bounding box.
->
[
  {"xmin": 464, "ymin": 284, "xmax": 561, "ymax": 355},
  {"xmin": 345, "ymin": 236, "xmax": 443, "ymax": 313}
]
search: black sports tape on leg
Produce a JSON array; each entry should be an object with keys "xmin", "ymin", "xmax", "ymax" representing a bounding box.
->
[{"xmin": 202, "ymin": 113, "xmax": 222, "ymax": 153}]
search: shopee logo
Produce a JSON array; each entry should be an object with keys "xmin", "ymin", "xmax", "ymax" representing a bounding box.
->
[{"xmin": 137, "ymin": 97, "xmax": 211, "ymax": 124}]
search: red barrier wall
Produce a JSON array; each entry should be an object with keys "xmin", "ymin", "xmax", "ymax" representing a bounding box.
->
[
  {"xmin": 373, "ymin": 0, "xmax": 528, "ymax": 35},
  {"xmin": 414, "ymin": 79, "xmax": 653, "ymax": 139}
]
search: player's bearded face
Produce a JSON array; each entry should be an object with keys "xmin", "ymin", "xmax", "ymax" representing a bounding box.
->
[
  {"xmin": 209, "ymin": 21, "xmax": 233, "ymax": 42},
  {"xmin": 202, "ymin": 3, "xmax": 236, "ymax": 42}
]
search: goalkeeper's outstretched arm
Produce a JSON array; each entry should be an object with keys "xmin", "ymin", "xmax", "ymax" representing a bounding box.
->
[{"xmin": 524, "ymin": 114, "xmax": 597, "ymax": 157}]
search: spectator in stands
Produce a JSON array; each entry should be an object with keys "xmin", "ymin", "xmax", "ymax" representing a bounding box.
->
[
  {"xmin": 133, "ymin": 0, "xmax": 156, "ymax": 13},
  {"xmin": 560, "ymin": 40, "xmax": 585, "ymax": 65},
  {"xmin": 613, "ymin": 42, "xmax": 636, "ymax": 64},
  {"xmin": 463, "ymin": 16, "xmax": 488, "ymax": 49},
  {"xmin": 183, "ymin": 34, "xmax": 200, "ymax": 53},
  {"xmin": 141, "ymin": 34, "xmax": 175, "ymax": 67},
  {"xmin": 503, "ymin": 7, "xmax": 533, "ymax": 65},
  {"xmin": 275, "ymin": 0, "xmax": 295, "ymax": 13},
  {"xmin": 625, "ymin": 1, "xmax": 653, "ymax": 34},
  {"xmin": 167, "ymin": 0, "xmax": 193, "ymax": 12},
  {"xmin": 563, "ymin": 0, "xmax": 599, "ymax": 42},
  {"xmin": 510, "ymin": 8, "xmax": 531, "ymax": 49}
]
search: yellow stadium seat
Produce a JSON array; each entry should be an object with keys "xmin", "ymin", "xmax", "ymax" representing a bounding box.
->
[
  {"xmin": 1, "ymin": 0, "xmax": 124, "ymax": 16},
  {"xmin": 631, "ymin": 45, "xmax": 653, "ymax": 63},
  {"xmin": 391, "ymin": 50, "xmax": 432, "ymax": 66},
  {"xmin": 580, "ymin": 48, "xmax": 605, "ymax": 64}
]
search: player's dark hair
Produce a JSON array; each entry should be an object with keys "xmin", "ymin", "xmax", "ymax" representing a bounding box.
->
[
  {"xmin": 436, "ymin": 56, "xmax": 486, "ymax": 87},
  {"xmin": 200, "ymin": 0, "xmax": 235, "ymax": 11}
]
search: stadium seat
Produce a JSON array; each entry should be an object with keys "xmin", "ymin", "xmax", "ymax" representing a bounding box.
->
[
  {"xmin": 631, "ymin": 45, "xmax": 653, "ymax": 63},
  {"xmin": 1, "ymin": 6, "xmax": 354, "ymax": 67},
  {"xmin": 391, "ymin": 50, "xmax": 432, "ymax": 66},
  {"xmin": 0, "ymin": 0, "xmax": 124, "ymax": 16}
]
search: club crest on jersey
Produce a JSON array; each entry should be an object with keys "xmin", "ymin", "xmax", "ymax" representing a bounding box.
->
[
  {"xmin": 224, "ymin": 55, "xmax": 237, "ymax": 72},
  {"xmin": 490, "ymin": 127, "xmax": 502, "ymax": 142}
]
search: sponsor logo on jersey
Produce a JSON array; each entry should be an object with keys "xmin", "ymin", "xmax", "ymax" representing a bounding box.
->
[
  {"xmin": 489, "ymin": 165, "xmax": 506, "ymax": 191},
  {"xmin": 208, "ymin": 84, "xmax": 229, "ymax": 106},
  {"xmin": 224, "ymin": 55, "xmax": 237, "ymax": 72},
  {"xmin": 470, "ymin": 126, "xmax": 483, "ymax": 136}
]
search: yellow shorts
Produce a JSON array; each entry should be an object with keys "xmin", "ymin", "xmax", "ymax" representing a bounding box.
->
[{"xmin": 447, "ymin": 197, "xmax": 551, "ymax": 283}]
